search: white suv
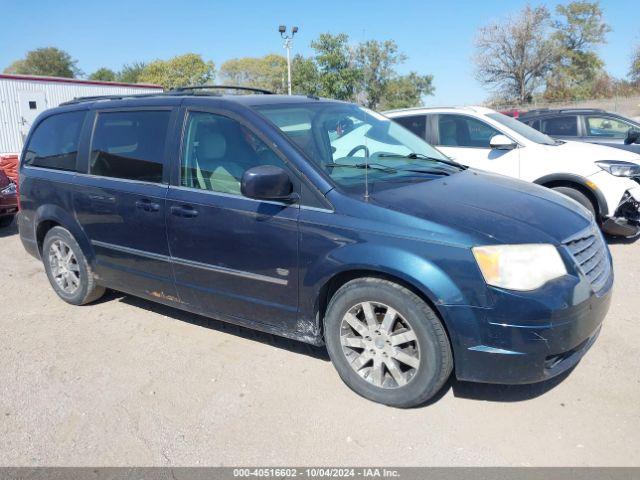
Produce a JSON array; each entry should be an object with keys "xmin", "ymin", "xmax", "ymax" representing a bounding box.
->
[{"xmin": 385, "ymin": 106, "xmax": 640, "ymax": 237}]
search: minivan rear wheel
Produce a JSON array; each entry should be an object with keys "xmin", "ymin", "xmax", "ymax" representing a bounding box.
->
[
  {"xmin": 324, "ymin": 278, "xmax": 452, "ymax": 408},
  {"xmin": 42, "ymin": 226, "xmax": 105, "ymax": 305}
]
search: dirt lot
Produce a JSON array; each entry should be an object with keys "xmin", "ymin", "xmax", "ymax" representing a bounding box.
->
[{"xmin": 0, "ymin": 222, "xmax": 638, "ymax": 467}]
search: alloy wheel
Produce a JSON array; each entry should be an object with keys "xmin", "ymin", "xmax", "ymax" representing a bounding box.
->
[
  {"xmin": 48, "ymin": 239, "xmax": 80, "ymax": 295},
  {"xmin": 340, "ymin": 301, "xmax": 420, "ymax": 389}
]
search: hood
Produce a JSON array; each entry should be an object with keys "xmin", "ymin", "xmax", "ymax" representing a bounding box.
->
[
  {"xmin": 366, "ymin": 169, "xmax": 592, "ymax": 244},
  {"xmin": 545, "ymin": 140, "xmax": 640, "ymax": 166}
]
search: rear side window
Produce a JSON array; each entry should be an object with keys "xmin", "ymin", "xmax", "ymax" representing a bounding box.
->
[
  {"xmin": 437, "ymin": 114, "xmax": 500, "ymax": 148},
  {"xmin": 23, "ymin": 111, "xmax": 86, "ymax": 171},
  {"xmin": 539, "ymin": 116, "xmax": 578, "ymax": 136},
  {"xmin": 393, "ymin": 115, "xmax": 426, "ymax": 139},
  {"xmin": 90, "ymin": 110, "xmax": 170, "ymax": 183}
]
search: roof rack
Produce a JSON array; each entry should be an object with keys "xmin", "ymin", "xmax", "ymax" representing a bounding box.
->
[
  {"xmin": 59, "ymin": 85, "xmax": 274, "ymax": 106},
  {"xmin": 170, "ymin": 85, "xmax": 274, "ymax": 95},
  {"xmin": 521, "ymin": 107, "xmax": 606, "ymax": 117}
]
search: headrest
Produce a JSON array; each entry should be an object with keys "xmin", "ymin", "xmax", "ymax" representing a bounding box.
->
[{"xmin": 196, "ymin": 130, "xmax": 226, "ymax": 159}]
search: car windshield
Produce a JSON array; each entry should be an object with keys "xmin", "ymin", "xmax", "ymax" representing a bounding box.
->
[
  {"xmin": 487, "ymin": 112, "xmax": 558, "ymax": 146},
  {"xmin": 253, "ymin": 102, "xmax": 462, "ymax": 189}
]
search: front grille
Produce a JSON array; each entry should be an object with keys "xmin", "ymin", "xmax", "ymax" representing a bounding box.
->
[{"xmin": 563, "ymin": 226, "xmax": 612, "ymax": 294}]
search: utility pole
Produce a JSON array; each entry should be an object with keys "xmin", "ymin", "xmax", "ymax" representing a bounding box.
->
[{"xmin": 279, "ymin": 25, "xmax": 298, "ymax": 95}]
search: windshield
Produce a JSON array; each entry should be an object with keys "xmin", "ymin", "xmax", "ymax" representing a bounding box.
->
[
  {"xmin": 254, "ymin": 102, "xmax": 460, "ymax": 189},
  {"xmin": 487, "ymin": 112, "xmax": 558, "ymax": 146}
]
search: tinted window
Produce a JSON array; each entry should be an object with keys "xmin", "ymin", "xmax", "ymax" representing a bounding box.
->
[
  {"xmin": 437, "ymin": 114, "xmax": 500, "ymax": 147},
  {"xmin": 24, "ymin": 111, "xmax": 86, "ymax": 171},
  {"xmin": 90, "ymin": 110, "xmax": 170, "ymax": 182},
  {"xmin": 586, "ymin": 116, "xmax": 633, "ymax": 138},
  {"xmin": 540, "ymin": 116, "xmax": 578, "ymax": 136},
  {"xmin": 393, "ymin": 115, "xmax": 426, "ymax": 138},
  {"xmin": 181, "ymin": 112, "xmax": 286, "ymax": 195}
]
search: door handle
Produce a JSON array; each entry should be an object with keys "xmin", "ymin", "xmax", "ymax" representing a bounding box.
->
[
  {"xmin": 170, "ymin": 205, "xmax": 199, "ymax": 218},
  {"xmin": 135, "ymin": 199, "xmax": 160, "ymax": 212}
]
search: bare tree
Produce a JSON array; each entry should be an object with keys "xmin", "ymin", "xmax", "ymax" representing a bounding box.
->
[{"xmin": 474, "ymin": 5, "xmax": 557, "ymax": 104}]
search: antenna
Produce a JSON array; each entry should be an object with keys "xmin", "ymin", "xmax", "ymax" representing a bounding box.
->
[{"xmin": 359, "ymin": 28, "xmax": 370, "ymax": 200}]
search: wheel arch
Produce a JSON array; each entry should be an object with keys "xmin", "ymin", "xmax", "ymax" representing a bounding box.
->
[
  {"xmin": 534, "ymin": 173, "xmax": 608, "ymax": 219},
  {"xmin": 33, "ymin": 204, "xmax": 93, "ymax": 262}
]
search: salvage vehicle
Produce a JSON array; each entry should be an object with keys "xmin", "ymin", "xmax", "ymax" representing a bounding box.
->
[
  {"xmin": 0, "ymin": 169, "xmax": 18, "ymax": 228},
  {"xmin": 518, "ymin": 108, "xmax": 640, "ymax": 155},
  {"xmin": 386, "ymin": 106, "xmax": 640, "ymax": 237},
  {"xmin": 18, "ymin": 88, "xmax": 612, "ymax": 407}
]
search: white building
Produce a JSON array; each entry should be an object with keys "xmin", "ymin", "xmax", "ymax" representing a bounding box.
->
[{"xmin": 0, "ymin": 74, "xmax": 163, "ymax": 154}]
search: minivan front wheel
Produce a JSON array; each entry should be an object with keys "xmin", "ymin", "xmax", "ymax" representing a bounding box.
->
[
  {"xmin": 42, "ymin": 227, "xmax": 105, "ymax": 305},
  {"xmin": 324, "ymin": 278, "xmax": 452, "ymax": 408}
]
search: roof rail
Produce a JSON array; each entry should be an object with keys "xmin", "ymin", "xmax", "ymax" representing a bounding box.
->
[
  {"xmin": 58, "ymin": 85, "xmax": 274, "ymax": 107},
  {"xmin": 59, "ymin": 92, "xmax": 164, "ymax": 106},
  {"xmin": 171, "ymin": 85, "xmax": 274, "ymax": 95}
]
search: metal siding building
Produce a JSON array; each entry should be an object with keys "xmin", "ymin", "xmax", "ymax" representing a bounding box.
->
[{"xmin": 0, "ymin": 74, "xmax": 163, "ymax": 154}]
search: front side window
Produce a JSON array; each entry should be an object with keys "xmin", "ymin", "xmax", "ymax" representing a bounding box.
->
[
  {"xmin": 23, "ymin": 111, "xmax": 86, "ymax": 171},
  {"xmin": 254, "ymin": 102, "xmax": 462, "ymax": 190},
  {"xmin": 393, "ymin": 115, "xmax": 427, "ymax": 139},
  {"xmin": 437, "ymin": 114, "xmax": 500, "ymax": 148},
  {"xmin": 90, "ymin": 110, "xmax": 170, "ymax": 183},
  {"xmin": 539, "ymin": 116, "xmax": 578, "ymax": 136},
  {"xmin": 181, "ymin": 112, "xmax": 286, "ymax": 195},
  {"xmin": 586, "ymin": 116, "xmax": 634, "ymax": 138}
]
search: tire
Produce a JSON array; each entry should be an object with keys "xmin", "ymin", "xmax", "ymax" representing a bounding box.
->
[
  {"xmin": 42, "ymin": 226, "xmax": 105, "ymax": 305},
  {"xmin": 552, "ymin": 186, "xmax": 597, "ymax": 219},
  {"xmin": 0, "ymin": 215, "xmax": 14, "ymax": 228},
  {"xmin": 324, "ymin": 277, "xmax": 453, "ymax": 408}
]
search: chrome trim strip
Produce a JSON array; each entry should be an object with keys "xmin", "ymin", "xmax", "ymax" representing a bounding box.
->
[
  {"xmin": 91, "ymin": 240, "xmax": 170, "ymax": 262},
  {"xmin": 172, "ymin": 256, "xmax": 288, "ymax": 286},
  {"xmin": 170, "ymin": 185, "xmax": 296, "ymax": 208},
  {"xmin": 91, "ymin": 240, "xmax": 288, "ymax": 286}
]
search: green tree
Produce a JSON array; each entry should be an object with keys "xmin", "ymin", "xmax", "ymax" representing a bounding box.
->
[
  {"xmin": 474, "ymin": 5, "xmax": 556, "ymax": 104},
  {"xmin": 631, "ymin": 45, "xmax": 640, "ymax": 84},
  {"xmin": 545, "ymin": 1, "xmax": 611, "ymax": 101},
  {"xmin": 379, "ymin": 73, "xmax": 435, "ymax": 110},
  {"xmin": 89, "ymin": 67, "xmax": 116, "ymax": 82},
  {"xmin": 291, "ymin": 54, "xmax": 321, "ymax": 96},
  {"xmin": 4, "ymin": 47, "xmax": 81, "ymax": 78},
  {"xmin": 219, "ymin": 54, "xmax": 286, "ymax": 93},
  {"xmin": 310, "ymin": 33, "xmax": 361, "ymax": 101},
  {"xmin": 354, "ymin": 40, "xmax": 407, "ymax": 109},
  {"xmin": 138, "ymin": 54, "xmax": 215, "ymax": 90},
  {"xmin": 117, "ymin": 62, "xmax": 147, "ymax": 83}
]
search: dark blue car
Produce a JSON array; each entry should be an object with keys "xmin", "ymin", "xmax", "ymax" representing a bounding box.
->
[{"xmin": 17, "ymin": 88, "xmax": 613, "ymax": 407}]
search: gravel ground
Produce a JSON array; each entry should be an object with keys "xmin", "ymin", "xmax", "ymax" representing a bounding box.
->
[{"xmin": 0, "ymin": 222, "xmax": 638, "ymax": 466}]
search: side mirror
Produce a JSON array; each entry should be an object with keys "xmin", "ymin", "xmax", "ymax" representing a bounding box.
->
[
  {"xmin": 624, "ymin": 128, "xmax": 640, "ymax": 145},
  {"xmin": 489, "ymin": 134, "xmax": 517, "ymax": 150},
  {"xmin": 241, "ymin": 165, "xmax": 295, "ymax": 202}
]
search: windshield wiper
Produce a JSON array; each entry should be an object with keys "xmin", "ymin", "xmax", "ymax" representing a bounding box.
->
[
  {"xmin": 378, "ymin": 152, "xmax": 467, "ymax": 170},
  {"xmin": 325, "ymin": 162, "xmax": 397, "ymax": 173}
]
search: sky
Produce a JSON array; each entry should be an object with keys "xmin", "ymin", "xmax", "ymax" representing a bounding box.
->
[{"xmin": 0, "ymin": 0, "xmax": 638, "ymax": 105}]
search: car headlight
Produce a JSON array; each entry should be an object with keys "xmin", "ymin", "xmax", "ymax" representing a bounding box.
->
[
  {"xmin": 596, "ymin": 160, "xmax": 640, "ymax": 177},
  {"xmin": 472, "ymin": 244, "xmax": 567, "ymax": 291},
  {"xmin": 0, "ymin": 182, "xmax": 16, "ymax": 195}
]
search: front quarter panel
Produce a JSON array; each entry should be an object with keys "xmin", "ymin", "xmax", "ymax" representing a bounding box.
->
[{"xmin": 297, "ymin": 206, "xmax": 492, "ymax": 342}]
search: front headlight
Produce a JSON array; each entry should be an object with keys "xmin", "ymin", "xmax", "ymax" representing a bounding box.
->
[
  {"xmin": 0, "ymin": 182, "xmax": 16, "ymax": 195},
  {"xmin": 596, "ymin": 160, "xmax": 640, "ymax": 177},
  {"xmin": 472, "ymin": 244, "xmax": 567, "ymax": 291}
]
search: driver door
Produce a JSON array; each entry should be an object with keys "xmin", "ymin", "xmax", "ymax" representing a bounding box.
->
[{"xmin": 431, "ymin": 113, "xmax": 519, "ymax": 178}]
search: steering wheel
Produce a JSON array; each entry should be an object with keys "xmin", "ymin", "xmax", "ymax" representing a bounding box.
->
[{"xmin": 347, "ymin": 145, "xmax": 370, "ymax": 157}]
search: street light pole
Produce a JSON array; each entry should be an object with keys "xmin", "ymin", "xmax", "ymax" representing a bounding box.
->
[{"xmin": 279, "ymin": 25, "xmax": 298, "ymax": 95}]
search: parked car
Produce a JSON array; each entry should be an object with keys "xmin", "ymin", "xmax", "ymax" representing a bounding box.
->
[
  {"xmin": 18, "ymin": 89, "xmax": 612, "ymax": 407},
  {"xmin": 386, "ymin": 106, "xmax": 640, "ymax": 237},
  {"xmin": 518, "ymin": 108, "xmax": 640, "ymax": 154},
  {"xmin": 0, "ymin": 169, "xmax": 18, "ymax": 228}
]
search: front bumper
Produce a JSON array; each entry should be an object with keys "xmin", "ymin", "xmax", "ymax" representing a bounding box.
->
[
  {"xmin": 441, "ymin": 272, "xmax": 612, "ymax": 384},
  {"xmin": 601, "ymin": 189, "xmax": 640, "ymax": 237}
]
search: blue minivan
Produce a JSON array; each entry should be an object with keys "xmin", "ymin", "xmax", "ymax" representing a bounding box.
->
[{"xmin": 18, "ymin": 88, "xmax": 613, "ymax": 407}]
